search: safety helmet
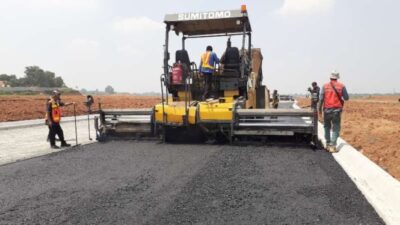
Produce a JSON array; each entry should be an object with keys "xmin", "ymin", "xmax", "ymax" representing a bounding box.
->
[
  {"xmin": 330, "ymin": 70, "xmax": 340, "ymax": 80},
  {"xmin": 52, "ymin": 90, "xmax": 61, "ymax": 96}
]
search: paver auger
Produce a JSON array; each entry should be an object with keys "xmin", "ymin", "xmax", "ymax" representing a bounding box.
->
[{"xmin": 94, "ymin": 5, "xmax": 319, "ymax": 145}]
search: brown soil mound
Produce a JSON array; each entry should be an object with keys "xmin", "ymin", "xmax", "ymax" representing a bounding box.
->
[{"xmin": 0, "ymin": 95, "xmax": 161, "ymax": 122}]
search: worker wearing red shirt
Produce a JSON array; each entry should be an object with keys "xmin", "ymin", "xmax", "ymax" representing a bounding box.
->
[{"xmin": 319, "ymin": 71, "xmax": 349, "ymax": 153}]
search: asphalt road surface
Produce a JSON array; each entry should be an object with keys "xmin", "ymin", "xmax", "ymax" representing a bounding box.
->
[{"xmin": 0, "ymin": 141, "xmax": 383, "ymax": 225}]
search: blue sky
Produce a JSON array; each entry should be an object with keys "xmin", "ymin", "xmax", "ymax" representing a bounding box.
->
[{"xmin": 0, "ymin": 0, "xmax": 399, "ymax": 94}]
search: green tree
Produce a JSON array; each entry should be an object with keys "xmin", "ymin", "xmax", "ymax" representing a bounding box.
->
[
  {"xmin": 0, "ymin": 74, "xmax": 13, "ymax": 81},
  {"xmin": 105, "ymin": 85, "xmax": 115, "ymax": 94},
  {"xmin": 54, "ymin": 77, "xmax": 65, "ymax": 88},
  {"xmin": 23, "ymin": 66, "xmax": 65, "ymax": 87},
  {"xmin": 0, "ymin": 74, "xmax": 19, "ymax": 87}
]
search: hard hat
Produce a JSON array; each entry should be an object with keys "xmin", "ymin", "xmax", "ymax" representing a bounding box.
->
[
  {"xmin": 330, "ymin": 70, "xmax": 340, "ymax": 79},
  {"xmin": 52, "ymin": 90, "xmax": 61, "ymax": 96}
]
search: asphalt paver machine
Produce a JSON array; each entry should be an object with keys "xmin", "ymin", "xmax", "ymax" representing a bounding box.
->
[{"xmin": 95, "ymin": 5, "xmax": 319, "ymax": 145}]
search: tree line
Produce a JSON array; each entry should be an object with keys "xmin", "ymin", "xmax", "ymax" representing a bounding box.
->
[{"xmin": 0, "ymin": 66, "xmax": 66, "ymax": 88}]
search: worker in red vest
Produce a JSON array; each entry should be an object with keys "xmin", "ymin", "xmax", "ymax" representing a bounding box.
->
[
  {"xmin": 46, "ymin": 90, "xmax": 75, "ymax": 149},
  {"xmin": 199, "ymin": 45, "xmax": 219, "ymax": 100},
  {"xmin": 319, "ymin": 71, "xmax": 349, "ymax": 153}
]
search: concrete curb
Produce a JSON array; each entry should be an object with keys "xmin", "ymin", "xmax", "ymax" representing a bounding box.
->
[
  {"xmin": 0, "ymin": 115, "xmax": 98, "ymax": 130},
  {"xmin": 294, "ymin": 102, "xmax": 400, "ymax": 225},
  {"xmin": 0, "ymin": 118, "xmax": 98, "ymax": 166},
  {"xmin": 0, "ymin": 142, "xmax": 97, "ymax": 168}
]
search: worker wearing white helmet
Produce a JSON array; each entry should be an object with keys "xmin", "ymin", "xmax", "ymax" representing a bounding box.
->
[
  {"xmin": 46, "ymin": 90, "xmax": 75, "ymax": 149},
  {"xmin": 330, "ymin": 70, "xmax": 340, "ymax": 79},
  {"xmin": 319, "ymin": 70, "xmax": 349, "ymax": 153}
]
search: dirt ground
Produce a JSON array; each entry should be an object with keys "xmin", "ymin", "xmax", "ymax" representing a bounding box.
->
[
  {"xmin": 297, "ymin": 95, "xmax": 400, "ymax": 180},
  {"xmin": 0, "ymin": 95, "xmax": 160, "ymax": 122}
]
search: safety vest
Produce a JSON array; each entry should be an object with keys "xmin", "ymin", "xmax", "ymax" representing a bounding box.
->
[
  {"xmin": 323, "ymin": 81, "xmax": 345, "ymax": 109},
  {"xmin": 49, "ymin": 100, "xmax": 62, "ymax": 123},
  {"xmin": 201, "ymin": 51, "xmax": 215, "ymax": 70}
]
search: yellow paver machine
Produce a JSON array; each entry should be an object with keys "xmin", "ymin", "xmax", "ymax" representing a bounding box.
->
[{"xmin": 94, "ymin": 5, "xmax": 319, "ymax": 145}]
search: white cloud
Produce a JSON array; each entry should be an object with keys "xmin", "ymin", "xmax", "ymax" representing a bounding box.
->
[
  {"xmin": 116, "ymin": 44, "xmax": 140, "ymax": 56},
  {"xmin": 65, "ymin": 38, "xmax": 100, "ymax": 60},
  {"xmin": 68, "ymin": 38, "xmax": 99, "ymax": 49},
  {"xmin": 0, "ymin": 0, "xmax": 98, "ymax": 19},
  {"xmin": 30, "ymin": 0, "xmax": 98, "ymax": 9},
  {"xmin": 278, "ymin": 0, "xmax": 335, "ymax": 16},
  {"xmin": 113, "ymin": 17, "xmax": 164, "ymax": 33}
]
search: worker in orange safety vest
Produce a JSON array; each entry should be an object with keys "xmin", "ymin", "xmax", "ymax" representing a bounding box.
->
[
  {"xmin": 199, "ymin": 45, "xmax": 219, "ymax": 100},
  {"xmin": 319, "ymin": 71, "xmax": 349, "ymax": 153},
  {"xmin": 46, "ymin": 90, "xmax": 75, "ymax": 149}
]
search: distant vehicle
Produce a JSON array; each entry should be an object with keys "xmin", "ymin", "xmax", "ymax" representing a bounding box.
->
[{"xmin": 279, "ymin": 95, "xmax": 294, "ymax": 101}]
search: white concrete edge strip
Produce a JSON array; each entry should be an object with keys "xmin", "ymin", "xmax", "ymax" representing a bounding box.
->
[
  {"xmin": 0, "ymin": 141, "xmax": 98, "ymax": 168},
  {"xmin": 294, "ymin": 101, "xmax": 400, "ymax": 225},
  {"xmin": 0, "ymin": 115, "xmax": 99, "ymax": 130}
]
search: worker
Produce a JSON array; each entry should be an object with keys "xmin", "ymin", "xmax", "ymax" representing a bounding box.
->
[
  {"xmin": 271, "ymin": 90, "xmax": 279, "ymax": 109},
  {"xmin": 199, "ymin": 45, "xmax": 219, "ymax": 100},
  {"xmin": 308, "ymin": 82, "xmax": 320, "ymax": 108},
  {"xmin": 47, "ymin": 90, "xmax": 75, "ymax": 149},
  {"xmin": 319, "ymin": 71, "xmax": 349, "ymax": 153},
  {"xmin": 45, "ymin": 96, "xmax": 52, "ymax": 142},
  {"xmin": 45, "ymin": 96, "xmax": 61, "ymax": 142}
]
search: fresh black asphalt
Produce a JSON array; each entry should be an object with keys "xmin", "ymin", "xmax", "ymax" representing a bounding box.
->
[{"xmin": 0, "ymin": 141, "xmax": 384, "ymax": 225}]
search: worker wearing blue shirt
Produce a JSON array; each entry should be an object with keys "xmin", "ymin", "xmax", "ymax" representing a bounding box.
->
[{"xmin": 199, "ymin": 45, "xmax": 219, "ymax": 99}]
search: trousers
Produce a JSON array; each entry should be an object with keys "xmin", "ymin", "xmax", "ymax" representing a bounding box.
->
[
  {"xmin": 49, "ymin": 123, "xmax": 66, "ymax": 146},
  {"xmin": 202, "ymin": 72, "xmax": 213, "ymax": 99},
  {"xmin": 323, "ymin": 110, "xmax": 342, "ymax": 146}
]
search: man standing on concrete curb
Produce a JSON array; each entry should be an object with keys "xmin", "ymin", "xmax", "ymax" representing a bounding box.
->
[
  {"xmin": 319, "ymin": 71, "xmax": 349, "ymax": 153},
  {"xmin": 46, "ymin": 90, "xmax": 75, "ymax": 149}
]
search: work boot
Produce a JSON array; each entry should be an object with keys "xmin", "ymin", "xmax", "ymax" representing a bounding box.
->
[
  {"xmin": 325, "ymin": 144, "xmax": 334, "ymax": 153},
  {"xmin": 51, "ymin": 145, "xmax": 60, "ymax": 149},
  {"xmin": 326, "ymin": 145, "xmax": 337, "ymax": 153},
  {"xmin": 61, "ymin": 142, "xmax": 71, "ymax": 147},
  {"xmin": 325, "ymin": 143, "xmax": 331, "ymax": 152}
]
